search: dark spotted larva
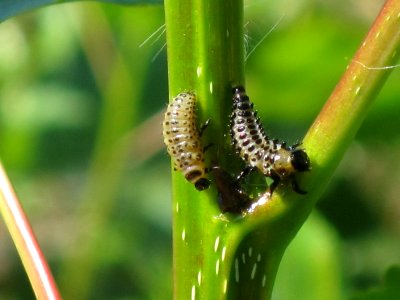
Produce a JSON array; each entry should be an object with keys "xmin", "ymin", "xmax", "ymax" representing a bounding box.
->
[
  {"xmin": 211, "ymin": 166, "xmax": 251, "ymax": 214},
  {"xmin": 162, "ymin": 92, "xmax": 211, "ymax": 191},
  {"xmin": 230, "ymin": 86, "xmax": 310, "ymax": 194}
]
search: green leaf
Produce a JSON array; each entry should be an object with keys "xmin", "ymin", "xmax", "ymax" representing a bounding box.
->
[
  {"xmin": 350, "ymin": 266, "xmax": 400, "ymax": 300},
  {"xmin": 0, "ymin": 0, "xmax": 163, "ymax": 22}
]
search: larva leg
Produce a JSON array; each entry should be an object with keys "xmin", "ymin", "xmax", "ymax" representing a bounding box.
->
[
  {"xmin": 199, "ymin": 119, "xmax": 211, "ymax": 137},
  {"xmin": 236, "ymin": 166, "xmax": 256, "ymax": 183},
  {"xmin": 289, "ymin": 141, "xmax": 303, "ymax": 150},
  {"xmin": 291, "ymin": 178, "xmax": 307, "ymax": 195},
  {"xmin": 269, "ymin": 173, "xmax": 281, "ymax": 195}
]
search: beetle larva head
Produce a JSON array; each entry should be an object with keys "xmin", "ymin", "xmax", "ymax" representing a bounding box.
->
[
  {"xmin": 184, "ymin": 167, "xmax": 210, "ymax": 191},
  {"xmin": 290, "ymin": 149, "xmax": 311, "ymax": 172},
  {"xmin": 272, "ymin": 147, "xmax": 310, "ymax": 178},
  {"xmin": 194, "ymin": 178, "xmax": 211, "ymax": 191}
]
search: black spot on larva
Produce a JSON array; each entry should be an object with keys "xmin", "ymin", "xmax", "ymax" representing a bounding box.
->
[
  {"xmin": 237, "ymin": 110, "xmax": 252, "ymax": 117},
  {"xmin": 185, "ymin": 169, "xmax": 202, "ymax": 180},
  {"xmin": 242, "ymin": 139, "xmax": 251, "ymax": 147},
  {"xmin": 239, "ymin": 133, "xmax": 247, "ymax": 140},
  {"xmin": 247, "ymin": 144, "xmax": 255, "ymax": 151},
  {"xmin": 163, "ymin": 92, "xmax": 210, "ymax": 191},
  {"xmin": 236, "ymin": 118, "xmax": 245, "ymax": 124},
  {"xmin": 237, "ymin": 102, "xmax": 251, "ymax": 110}
]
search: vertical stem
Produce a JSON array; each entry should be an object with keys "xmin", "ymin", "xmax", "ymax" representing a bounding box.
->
[{"xmin": 164, "ymin": 0, "xmax": 244, "ymax": 299}]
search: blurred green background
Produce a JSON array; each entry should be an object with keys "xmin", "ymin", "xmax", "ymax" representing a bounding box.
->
[{"xmin": 0, "ymin": 0, "xmax": 399, "ymax": 299}]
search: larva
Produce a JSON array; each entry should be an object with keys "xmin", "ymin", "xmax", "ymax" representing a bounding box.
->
[
  {"xmin": 211, "ymin": 166, "xmax": 251, "ymax": 214},
  {"xmin": 162, "ymin": 92, "xmax": 211, "ymax": 191},
  {"xmin": 230, "ymin": 86, "xmax": 310, "ymax": 194}
]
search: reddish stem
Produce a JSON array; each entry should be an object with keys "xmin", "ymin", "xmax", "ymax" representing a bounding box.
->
[{"xmin": 0, "ymin": 162, "xmax": 62, "ymax": 300}]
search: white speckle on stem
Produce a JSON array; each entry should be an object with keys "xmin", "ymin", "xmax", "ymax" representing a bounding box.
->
[
  {"xmin": 262, "ymin": 274, "xmax": 266, "ymax": 287},
  {"xmin": 181, "ymin": 229, "xmax": 186, "ymax": 241},
  {"xmin": 197, "ymin": 270, "xmax": 202, "ymax": 285},
  {"xmin": 176, "ymin": 202, "xmax": 179, "ymax": 213},
  {"xmin": 209, "ymin": 81, "xmax": 213, "ymax": 94},
  {"xmin": 375, "ymin": 31, "xmax": 381, "ymax": 39},
  {"xmin": 214, "ymin": 236, "xmax": 220, "ymax": 252},
  {"xmin": 223, "ymin": 279, "xmax": 228, "ymax": 294},
  {"xmin": 221, "ymin": 246, "xmax": 226, "ymax": 261},
  {"xmin": 235, "ymin": 258, "xmax": 239, "ymax": 282},
  {"xmin": 248, "ymin": 247, "xmax": 253, "ymax": 257},
  {"xmin": 251, "ymin": 263, "xmax": 257, "ymax": 280},
  {"xmin": 355, "ymin": 86, "xmax": 361, "ymax": 95},
  {"xmin": 196, "ymin": 66, "xmax": 202, "ymax": 78},
  {"xmin": 191, "ymin": 285, "xmax": 196, "ymax": 300}
]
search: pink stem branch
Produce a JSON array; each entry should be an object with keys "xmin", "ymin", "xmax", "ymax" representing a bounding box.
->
[{"xmin": 0, "ymin": 162, "xmax": 61, "ymax": 299}]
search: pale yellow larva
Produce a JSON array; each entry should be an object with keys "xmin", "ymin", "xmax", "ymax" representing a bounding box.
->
[{"xmin": 163, "ymin": 92, "xmax": 210, "ymax": 191}]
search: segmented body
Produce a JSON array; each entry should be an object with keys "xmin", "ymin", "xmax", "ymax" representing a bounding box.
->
[
  {"xmin": 162, "ymin": 92, "xmax": 210, "ymax": 191},
  {"xmin": 230, "ymin": 86, "xmax": 310, "ymax": 194}
]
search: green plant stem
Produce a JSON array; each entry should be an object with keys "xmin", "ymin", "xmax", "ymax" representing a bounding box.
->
[
  {"xmin": 304, "ymin": 0, "xmax": 400, "ymax": 208},
  {"xmin": 165, "ymin": 0, "xmax": 244, "ymax": 299},
  {"xmin": 242, "ymin": 1, "xmax": 400, "ymax": 296},
  {"xmin": 0, "ymin": 162, "xmax": 61, "ymax": 299},
  {"xmin": 242, "ymin": 1, "xmax": 400, "ymax": 295},
  {"xmin": 165, "ymin": 0, "xmax": 400, "ymax": 299}
]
